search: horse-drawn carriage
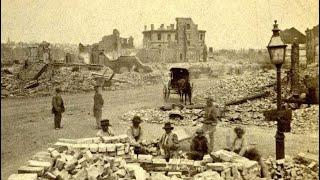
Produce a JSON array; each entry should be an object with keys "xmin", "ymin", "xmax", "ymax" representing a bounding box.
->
[{"xmin": 163, "ymin": 67, "xmax": 193, "ymax": 104}]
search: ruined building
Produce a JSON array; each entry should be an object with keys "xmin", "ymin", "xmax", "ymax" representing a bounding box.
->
[
  {"xmin": 79, "ymin": 29, "xmax": 135, "ymax": 64},
  {"xmin": 139, "ymin": 17, "xmax": 207, "ymax": 63}
]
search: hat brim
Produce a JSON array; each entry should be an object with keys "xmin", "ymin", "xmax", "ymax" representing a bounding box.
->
[
  {"xmin": 163, "ymin": 126, "xmax": 174, "ymax": 130},
  {"xmin": 101, "ymin": 124, "xmax": 111, "ymax": 126}
]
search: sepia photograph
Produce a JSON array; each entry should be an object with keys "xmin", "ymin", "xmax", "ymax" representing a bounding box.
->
[{"xmin": 1, "ymin": 0, "xmax": 319, "ymax": 179}]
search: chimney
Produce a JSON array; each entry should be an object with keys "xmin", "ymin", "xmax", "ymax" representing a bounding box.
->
[
  {"xmin": 170, "ymin": 24, "xmax": 174, "ymax": 30},
  {"xmin": 151, "ymin": 24, "xmax": 154, "ymax": 30},
  {"xmin": 160, "ymin": 24, "xmax": 164, "ymax": 29},
  {"xmin": 144, "ymin": 25, "xmax": 147, "ymax": 31}
]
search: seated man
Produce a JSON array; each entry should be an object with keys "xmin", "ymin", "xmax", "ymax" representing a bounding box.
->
[
  {"xmin": 230, "ymin": 127, "xmax": 270, "ymax": 178},
  {"xmin": 127, "ymin": 116, "xmax": 146, "ymax": 154},
  {"xmin": 231, "ymin": 126, "xmax": 247, "ymax": 156},
  {"xmin": 188, "ymin": 128, "xmax": 208, "ymax": 160},
  {"xmin": 96, "ymin": 119, "xmax": 114, "ymax": 138},
  {"xmin": 159, "ymin": 122, "xmax": 179, "ymax": 162}
]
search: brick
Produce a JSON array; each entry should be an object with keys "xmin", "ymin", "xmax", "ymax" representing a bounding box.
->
[
  {"xmin": 8, "ymin": 173, "xmax": 37, "ymax": 180},
  {"xmin": 32, "ymin": 155, "xmax": 54, "ymax": 165},
  {"xmin": 44, "ymin": 172, "xmax": 57, "ymax": 179},
  {"xmin": 50, "ymin": 150, "xmax": 61, "ymax": 159},
  {"xmin": 152, "ymin": 158, "xmax": 167, "ymax": 165},
  {"xmin": 76, "ymin": 138, "xmax": 93, "ymax": 144},
  {"xmin": 202, "ymin": 154, "xmax": 213, "ymax": 163},
  {"xmin": 98, "ymin": 143, "xmax": 107, "ymax": 152},
  {"xmin": 106, "ymin": 144, "xmax": 116, "ymax": 152},
  {"xmin": 115, "ymin": 143, "xmax": 125, "ymax": 150},
  {"xmin": 115, "ymin": 169, "xmax": 127, "ymax": 177},
  {"xmin": 89, "ymin": 144, "xmax": 99, "ymax": 153},
  {"xmin": 18, "ymin": 166, "xmax": 44, "ymax": 176},
  {"xmin": 55, "ymin": 158, "xmax": 66, "ymax": 170},
  {"xmin": 84, "ymin": 150, "xmax": 93, "ymax": 160},
  {"xmin": 117, "ymin": 149, "xmax": 125, "ymax": 156},
  {"xmin": 64, "ymin": 158, "xmax": 77, "ymax": 171},
  {"xmin": 138, "ymin": 154, "xmax": 153, "ymax": 163},
  {"xmin": 167, "ymin": 171, "xmax": 182, "ymax": 177},
  {"xmin": 52, "ymin": 142, "xmax": 69, "ymax": 152},
  {"xmin": 56, "ymin": 169, "xmax": 71, "ymax": 180},
  {"xmin": 27, "ymin": 160, "xmax": 52, "ymax": 170},
  {"xmin": 206, "ymin": 162, "xmax": 229, "ymax": 172},
  {"xmin": 35, "ymin": 151, "xmax": 51, "ymax": 157},
  {"xmin": 276, "ymin": 159, "xmax": 285, "ymax": 165},
  {"xmin": 72, "ymin": 169, "xmax": 87, "ymax": 180},
  {"xmin": 58, "ymin": 138, "xmax": 78, "ymax": 144}
]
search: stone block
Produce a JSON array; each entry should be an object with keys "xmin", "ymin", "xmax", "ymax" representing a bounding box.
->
[
  {"xmin": 76, "ymin": 138, "xmax": 93, "ymax": 144},
  {"xmin": 58, "ymin": 138, "xmax": 78, "ymax": 144},
  {"xmin": 28, "ymin": 160, "xmax": 52, "ymax": 170},
  {"xmin": 106, "ymin": 144, "xmax": 116, "ymax": 152},
  {"xmin": 115, "ymin": 169, "xmax": 127, "ymax": 178},
  {"xmin": 18, "ymin": 166, "xmax": 44, "ymax": 176},
  {"xmin": 152, "ymin": 158, "xmax": 167, "ymax": 166},
  {"xmin": 89, "ymin": 144, "xmax": 99, "ymax": 153},
  {"xmin": 55, "ymin": 158, "xmax": 66, "ymax": 170},
  {"xmin": 167, "ymin": 171, "xmax": 182, "ymax": 177},
  {"xmin": 44, "ymin": 171, "xmax": 57, "ymax": 179},
  {"xmin": 8, "ymin": 173, "xmax": 38, "ymax": 180},
  {"xmin": 115, "ymin": 143, "xmax": 125, "ymax": 150},
  {"xmin": 206, "ymin": 162, "xmax": 229, "ymax": 172},
  {"xmin": 117, "ymin": 150, "xmax": 125, "ymax": 156},
  {"xmin": 138, "ymin": 154, "xmax": 153, "ymax": 163},
  {"xmin": 64, "ymin": 158, "xmax": 77, "ymax": 171},
  {"xmin": 56, "ymin": 169, "xmax": 71, "ymax": 180},
  {"xmin": 84, "ymin": 150, "xmax": 93, "ymax": 160},
  {"xmin": 50, "ymin": 150, "xmax": 61, "ymax": 159},
  {"xmin": 72, "ymin": 168, "xmax": 87, "ymax": 180},
  {"xmin": 47, "ymin": 148, "xmax": 55, "ymax": 153},
  {"xmin": 202, "ymin": 154, "xmax": 213, "ymax": 163},
  {"xmin": 98, "ymin": 143, "xmax": 107, "ymax": 152}
]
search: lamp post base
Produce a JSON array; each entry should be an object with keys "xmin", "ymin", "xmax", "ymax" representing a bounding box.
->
[{"xmin": 275, "ymin": 131, "xmax": 285, "ymax": 160}]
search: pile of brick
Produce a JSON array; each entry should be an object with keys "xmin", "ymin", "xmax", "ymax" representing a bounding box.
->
[
  {"xmin": 265, "ymin": 152, "xmax": 319, "ymax": 180},
  {"xmin": 121, "ymin": 104, "xmax": 318, "ymax": 134},
  {"xmin": 1, "ymin": 67, "xmax": 162, "ymax": 98},
  {"xmin": 8, "ymin": 134, "xmax": 265, "ymax": 180}
]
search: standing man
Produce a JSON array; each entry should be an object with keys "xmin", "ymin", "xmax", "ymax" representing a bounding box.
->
[
  {"xmin": 188, "ymin": 128, "xmax": 208, "ymax": 160},
  {"xmin": 202, "ymin": 97, "xmax": 219, "ymax": 152},
  {"xmin": 93, "ymin": 85, "xmax": 104, "ymax": 129},
  {"xmin": 52, "ymin": 88, "xmax": 65, "ymax": 130},
  {"xmin": 159, "ymin": 122, "xmax": 179, "ymax": 162}
]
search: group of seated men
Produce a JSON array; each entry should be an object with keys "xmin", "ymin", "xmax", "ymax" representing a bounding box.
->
[{"xmin": 97, "ymin": 116, "xmax": 249, "ymax": 161}]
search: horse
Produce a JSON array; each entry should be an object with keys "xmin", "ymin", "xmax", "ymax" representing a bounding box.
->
[{"xmin": 177, "ymin": 78, "xmax": 192, "ymax": 105}]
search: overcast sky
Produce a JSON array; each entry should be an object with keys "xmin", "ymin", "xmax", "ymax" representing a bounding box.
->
[{"xmin": 1, "ymin": 0, "xmax": 318, "ymax": 49}]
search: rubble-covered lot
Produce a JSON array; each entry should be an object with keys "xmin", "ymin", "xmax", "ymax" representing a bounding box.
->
[
  {"xmin": 121, "ymin": 70, "xmax": 318, "ymax": 134},
  {"xmin": 1, "ymin": 67, "xmax": 163, "ymax": 98}
]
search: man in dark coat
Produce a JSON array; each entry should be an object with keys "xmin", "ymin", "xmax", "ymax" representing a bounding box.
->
[
  {"xmin": 93, "ymin": 85, "xmax": 104, "ymax": 129},
  {"xmin": 188, "ymin": 128, "xmax": 208, "ymax": 160},
  {"xmin": 52, "ymin": 88, "xmax": 65, "ymax": 130}
]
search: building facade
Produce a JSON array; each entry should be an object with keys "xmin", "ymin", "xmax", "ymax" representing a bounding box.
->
[{"xmin": 141, "ymin": 17, "xmax": 207, "ymax": 62}]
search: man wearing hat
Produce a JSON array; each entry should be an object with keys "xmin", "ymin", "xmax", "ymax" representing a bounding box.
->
[
  {"xmin": 127, "ymin": 115, "xmax": 147, "ymax": 154},
  {"xmin": 52, "ymin": 88, "xmax": 65, "ymax": 130},
  {"xmin": 93, "ymin": 85, "xmax": 104, "ymax": 129},
  {"xmin": 231, "ymin": 126, "xmax": 247, "ymax": 156},
  {"xmin": 127, "ymin": 115, "xmax": 144, "ymax": 144},
  {"xmin": 159, "ymin": 122, "xmax": 179, "ymax": 162},
  {"xmin": 96, "ymin": 119, "xmax": 114, "ymax": 138},
  {"xmin": 188, "ymin": 128, "xmax": 208, "ymax": 160},
  {"xmin": 202, "ymin": 97, "xmax": 219, "ymax": 152}
]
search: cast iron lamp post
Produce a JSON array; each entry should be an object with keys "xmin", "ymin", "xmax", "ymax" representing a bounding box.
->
[{"xmin": 267, "ymin": 20, "xmax": 287, "ymax": 160}]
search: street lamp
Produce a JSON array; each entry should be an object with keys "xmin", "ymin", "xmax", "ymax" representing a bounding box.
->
[{"xmin": 267, "ymin": 20, "xmax": 287, "ymax": 160}]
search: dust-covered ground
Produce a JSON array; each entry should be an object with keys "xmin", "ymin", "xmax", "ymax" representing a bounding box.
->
[{"xmin": 1, "ymin": 78, "xmax": 318, "ymax": 179}]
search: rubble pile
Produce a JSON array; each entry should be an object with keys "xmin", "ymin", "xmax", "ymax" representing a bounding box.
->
[
  {"xmin": 193, "ymin": 70, "xmax": 277, "ymax": 104},
  {"xmin": 291, "ymin": 105, "xmax": 319, "ymax": 134},
  {"xmin": 265, "ymin": 153, "xmax": 319, "ymax": 180},
  {"xmin": 1, "ymin": 67, "xmax": 162, "ymax": 98},
  {"xmin": 8, "ymin": 134, "xmax": 266, "ymax": 180},
  {"xmin": 121, "ymin": 108, "xmax": 199, "ymax": 126}
]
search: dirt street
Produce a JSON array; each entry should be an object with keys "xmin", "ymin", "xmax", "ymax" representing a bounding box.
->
[{"xmin": 1, "ymin": 80, "xmax": 318, "ymax": 179}]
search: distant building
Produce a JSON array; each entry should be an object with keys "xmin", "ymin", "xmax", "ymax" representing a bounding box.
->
[
  {"xmin": 140, "ymin": 17, "xmax": 207, "ymax": 62},
  {"xmin": 306, "ymin": 25, "xmax": 319, "ymax": 64},
  {"xmin": 79, "ymin": 29, "xmax": 135, "ymax": 64}
]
